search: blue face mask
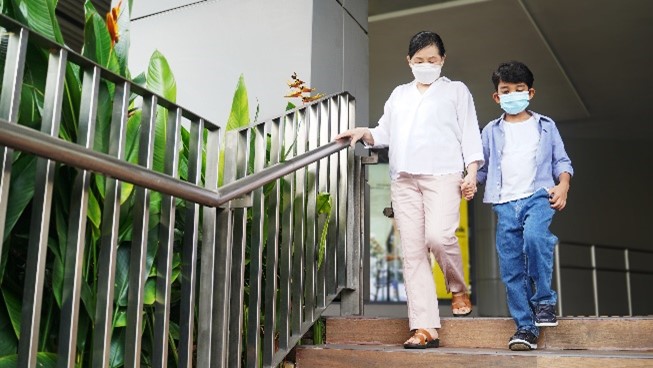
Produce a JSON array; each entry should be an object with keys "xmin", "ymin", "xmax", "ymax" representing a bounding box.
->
[{"xmin": 499, "ymin": 91, "xmax": 530, "ymax": 115}]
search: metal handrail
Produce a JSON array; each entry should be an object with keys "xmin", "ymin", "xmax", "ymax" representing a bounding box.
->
[{"xmin": 0, "ymin": 118, "xmax": 352, "ymax": 207}]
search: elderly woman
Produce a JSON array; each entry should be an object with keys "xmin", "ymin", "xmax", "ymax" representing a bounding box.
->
[{"xmin": 336, "ymin": 31, "xmax": 483, "ymax": 349}]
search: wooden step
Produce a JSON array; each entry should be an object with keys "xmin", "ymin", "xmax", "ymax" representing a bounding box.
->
[
  {"xmin": 295, "ymin": 344, "xmax": 653, "ymax": 368},
  {"xmin": 325, "ymin": 316, "xmax": 653, "ymax": 351}
]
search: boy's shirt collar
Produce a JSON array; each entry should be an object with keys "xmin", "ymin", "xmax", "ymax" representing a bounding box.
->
[{"xmin": 490, "ymin": 110, "xmax": 551, "ymax": 130}]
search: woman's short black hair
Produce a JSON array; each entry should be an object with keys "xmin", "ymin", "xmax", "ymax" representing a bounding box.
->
[
  {"xmin": 492, "ymin": 61, "xmax": 535, "ymax": 90},
  {"xmin": 408, "ymin": 31, "xmax": 446, "ymax": 58}
]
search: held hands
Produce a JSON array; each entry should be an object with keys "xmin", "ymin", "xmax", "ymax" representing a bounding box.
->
[
  {"xmin": 334, "ymin": 127, "xmax": 373, "ymax": 148},
  {"xmin": 460, "ymin": 161, "xmax": 479, "ymax": 200},
  {"xmin": 460, "ymin": 174, "xmax": 477, "ymax": 201}
]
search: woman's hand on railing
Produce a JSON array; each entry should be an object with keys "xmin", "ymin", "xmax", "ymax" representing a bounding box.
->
[{"xmin": 334, "ymin": 127, "xmax": 374, "ymax": 148}]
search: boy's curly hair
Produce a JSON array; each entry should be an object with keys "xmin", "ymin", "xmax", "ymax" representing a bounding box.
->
[{"xmin": 492, "ymin": 61, "xmax": 534, "ymax": 90}]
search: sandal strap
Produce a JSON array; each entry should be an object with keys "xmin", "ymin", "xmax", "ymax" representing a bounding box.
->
[{"xmin": 413, "ymin": 328, "xmax": 433, "ymax": 343}]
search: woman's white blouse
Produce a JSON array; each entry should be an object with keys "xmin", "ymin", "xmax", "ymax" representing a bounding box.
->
[{"xmin": 369, "ymin": 77, "xmax": 484, "ymax": 180}]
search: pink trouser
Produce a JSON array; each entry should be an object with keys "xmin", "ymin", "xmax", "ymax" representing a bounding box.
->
[{"xmin": 390, "ymin": 172, "xmax": 467, "ymax": 330}]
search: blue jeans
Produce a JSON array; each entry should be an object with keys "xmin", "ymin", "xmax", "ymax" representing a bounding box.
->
[{"xmin": 493, "ymin": 188, "xmax": 558, "ymax": 336}]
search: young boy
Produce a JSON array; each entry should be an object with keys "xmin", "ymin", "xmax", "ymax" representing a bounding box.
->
[{"xmin": 470, "ymin": 61, "xmax": 573, "ymax": 351}]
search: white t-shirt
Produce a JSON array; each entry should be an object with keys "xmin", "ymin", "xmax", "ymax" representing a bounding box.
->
[
  {"xmin": 368, "ymin": 77, "xmax": 484, "ymax": 180},
  {"xmin": 499, "ymin": 116, "xmax": 540, "ymax": 203}
]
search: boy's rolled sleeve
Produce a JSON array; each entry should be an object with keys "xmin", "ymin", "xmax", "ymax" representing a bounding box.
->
[
  {"xmin": 476, "ymin": 127, "xmax": 490, "ymax": 185},
  {"xmin": 551, "ymin": 124, "xmax": 574, "ymax": 181}
]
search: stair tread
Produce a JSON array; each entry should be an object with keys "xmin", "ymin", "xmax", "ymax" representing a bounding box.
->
[
  {"xmin": 295, "ymin": 344, "xmax": 653, "ymax": 368},
  {"xmin": 300, "ymin": 344, "xmax": 653, "ymax": 358},
  {"xmin": 325, "ymin": 316, "xmax": 653, "ymax": 351}
]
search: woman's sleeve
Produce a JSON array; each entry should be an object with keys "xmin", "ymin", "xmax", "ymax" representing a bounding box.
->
[
  {"xmin": 367, "ymin": 94, "xmax": 393, "ymax": 148},
  {"xmin": 457, "ymin": 84, "xmax": 485, "ymax": 169}
]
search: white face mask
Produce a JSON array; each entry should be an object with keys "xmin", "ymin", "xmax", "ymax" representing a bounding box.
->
[{"xmin": 410, "ymin": 63, "xmax": 442, "ymax": 85}]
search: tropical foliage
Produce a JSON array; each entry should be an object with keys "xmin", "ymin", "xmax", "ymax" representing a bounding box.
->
[
  {"xmin": 0, "ymin": 0, "xmax": 334, "ymax": 366},
  {"xmin": 0, "ymin": 0, "xmax": 237, "ymax": 366}
]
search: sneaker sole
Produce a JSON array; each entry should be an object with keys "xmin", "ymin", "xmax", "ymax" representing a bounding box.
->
[
  {"xmin": 509, "ymin": 339, "xmax": 537, "ymax": 351},
  {"xmin": 535, "ymin": 321, "xmax": 558, "ymax": 327}
]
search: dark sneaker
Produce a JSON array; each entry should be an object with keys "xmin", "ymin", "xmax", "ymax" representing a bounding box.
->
[
  {"xmin": 508, "ymin": 330, "xmax": 538, "ymax": 351},
  {"xmin": 535, "ymin": 304, "xmax": 558, "ymax": 327}
]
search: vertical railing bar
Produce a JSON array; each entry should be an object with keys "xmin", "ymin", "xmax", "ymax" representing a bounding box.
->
[
  {"xmin": 0, "ymin": 27, "xmax": 28, "ymax": 253},
  {"xmin": 591, "ymin": 245, "xmax": 599, "ymax": 316},
  {"xmin": 196, "ymin": 127, "xmax": 221, "ymax": 368},
  {"xmin": 625, "ymin": 249, "xmax": 632, "ymax": 316},
  {"xmin": 304, "ymin": 105, "xmax": 318, "ymax": 324},
  {"xmin": 17, "ymin": 48, "xmax": 67, "ymax": 368},
  {"xmin": 326, "ymin": 97, "xmax": 339, "ymax": 297},
  {"xmin": 341, "ymin": 95, "xmax": 361, "ymax": 316},
  {"xmin": 226, "ymin": 207, "xmax": 246, "ymax": 368},
  {"xmin": 291, "ymin": 109, "xmax": 308, "ymax": 335},
  {"xmin": 554, "ymin": 244, "xmax": 563, "ymax": 316},
  {"xmin": 212, "ymin": 129, "xmax": 242, "ymax": 367},
  {"xmin": 125, "ymin": 94, "xmax": 158, "ymax": 368},
  {"xmin": 336, "ymin": 95, "xmax": 348, "ymax": 291},
  {"xmin": 277, "ymin": 113, "xmax": 296, "ymax": 351},
  {"xmin": 153, "ymin": 107, "xmax": 182, "ymax": 368},
  {"xmin": 316, "ymin": 100, "xmax": 329, "ymax": 309},
  {"xmin": 227, "ymin": 131, "xmax": 249, "ymax": 368},
  {"xmin": 358, "ymin": 156, "xmax": 366, "ymax": 312},
  {"xmin": 92, "ymin": 81, "xmax": 130, "ymax": 368},
  {"xmin": 262, "ymin": 118, "xmax": 282, "ymax": 366},
  {"xmin": 58, "ymin": 65, "xmax": 101, "ymax": 368},
  {"xmin": 246, "ymin": 124, "xmax": 267, "ymax": 368},
  {"xmin": 178, "ymin": 118, "xmax": 205, "ymax": 368}
]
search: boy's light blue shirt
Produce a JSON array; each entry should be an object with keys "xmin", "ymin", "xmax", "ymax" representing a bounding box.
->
[{"xmin": 477, "ymin": 111, "xmax": 574, "ymax": 204}]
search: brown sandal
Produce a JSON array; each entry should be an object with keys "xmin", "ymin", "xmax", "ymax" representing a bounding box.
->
[
  {"xmin": 403, "ymin": 328, "xmax": 439, "ymax": 349},
  {"xmin": 452, "ymin": 292, "xmax": 472, "ymax": 317}
]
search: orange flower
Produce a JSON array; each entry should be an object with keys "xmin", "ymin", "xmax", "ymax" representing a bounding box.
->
[
  {"xmin": 284, "ymin": 90, "xmax": 303, "ymax": 98},
  {"xmin": 302, "ymin": 93, "xmax": 325, "ymax": 103},
  {"xmin": 106, "ymin": 0, "xmax": 122, "ymax": 46}
]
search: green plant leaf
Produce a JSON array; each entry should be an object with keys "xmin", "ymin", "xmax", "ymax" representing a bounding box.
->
[
  {"xmin": 226, "ymin": 74, "xmax": 250, "ymax": 131},
  {"xmin": 83, "ymin": 0, "xmax": 120, "ymax": 74},
  {"xmin": 146, "ymin": 50, "xmax": 176, "ymax": 102},
  {"xmin": 87, "ymin": 190, "xmax": 102, "ymax": 230},
  {"xmin": 2, "ymin": 153, "xmax": 36, "ymax": 243},
  {"xmin": 146, "ymin": 50, "xmax": 177, "ymax": 177},
  {"xmin": 0, "ymin": 293, "xmax": 18, "ymax": 355},
  {"xmin": 0, "ymin": 352, "xmax": 57, "ymax": 367},
  {"xmin": 51, "ymin": 250, "xmax": 65, "ymax": 308},
  {"xmin": 114, "ymin": 246, "xmax": 130, "ymax": 307},
  {"xmin": 112, "ymin": 0, "xmax": 131, "ymax": 75},
  {"xmin": 1, "ymin": 289, "xmax": 21, "ymax": 339},
  {"xmin": 143, "ymin": 278, "xmax": 155, "ymax": 305},
  {"xmin": 112, "ymin": 308, "xmax": 127, "ymax": 328},
  {"xmin": 109, "ymin": 328, "xmax": 125, "ymax": 368},
  {"xmin": 316, "ymin": 192, "xmax": 332, "ymax": 269},
  {"xmin": 80, "ymin": 279, "xmax": 96, "ymax": 323},
  {"xmin": 10, "ymin": 0, "xmax": 64, "ymax": 43}
]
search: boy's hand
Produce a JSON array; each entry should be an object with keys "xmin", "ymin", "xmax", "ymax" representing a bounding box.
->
[
  {"xmin": 548, "ymin": 182, "xmax": 569, "ymax": 210},
  {"xmin": 549, "ymin": 172, "xmax": 571, "ymax": 211}
]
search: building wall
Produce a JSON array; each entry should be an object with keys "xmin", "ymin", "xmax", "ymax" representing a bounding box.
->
[{"xmin": 129, "ymin": 0, "xmax": 368, "ymax": 130}]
